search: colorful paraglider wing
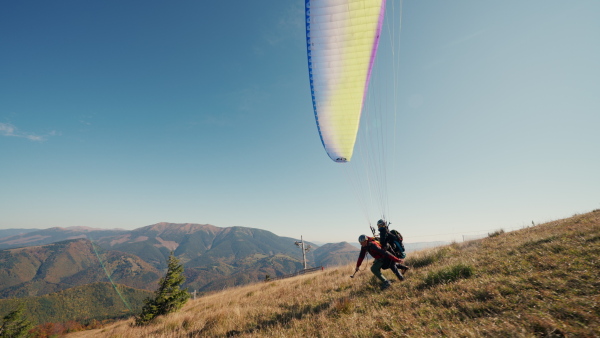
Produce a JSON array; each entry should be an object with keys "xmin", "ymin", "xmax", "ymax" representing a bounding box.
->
[{"xmin": 306, "ymin": 0, "xmax": 386, "ymax": 163}]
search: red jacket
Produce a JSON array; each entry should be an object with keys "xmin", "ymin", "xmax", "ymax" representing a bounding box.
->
[{"xmin": 356, "ymin": 237, "xmax": 401, "ymax": 268}]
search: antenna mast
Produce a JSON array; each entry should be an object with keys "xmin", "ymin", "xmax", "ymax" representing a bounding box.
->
[{"xmin": 294, "ymin": 235, "xmax": 312, "ymax": 269}]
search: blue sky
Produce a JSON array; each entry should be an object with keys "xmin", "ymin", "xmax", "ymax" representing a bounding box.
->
[{"xmin": 1, "ymin": 1, "xmax": 599, "ymax": 244}]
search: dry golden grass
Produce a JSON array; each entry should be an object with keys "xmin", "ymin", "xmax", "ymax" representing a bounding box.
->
[{"xmin": 67, "ymin": 210, "xmax": 600, "ymax": 337}]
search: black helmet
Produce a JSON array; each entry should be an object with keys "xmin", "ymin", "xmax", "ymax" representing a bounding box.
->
[
  {"xmin": 358, "ymin": 234, "xmax": 368, "ymax": 243},
  {"xmin": 377, "ymin": 219, "xmax": 386, "ymax": 227}
]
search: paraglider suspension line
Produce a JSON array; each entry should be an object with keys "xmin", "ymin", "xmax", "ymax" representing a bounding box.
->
[{"xmin": 89, "ymin": 238, "xmax": 133, "ymax": 312}]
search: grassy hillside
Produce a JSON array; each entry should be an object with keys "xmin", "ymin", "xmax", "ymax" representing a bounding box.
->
[{"xmin": 67, "ymin": 210, "xmax": 600, "ymax": 337}]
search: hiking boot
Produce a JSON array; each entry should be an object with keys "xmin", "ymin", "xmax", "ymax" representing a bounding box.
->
[
  {"xmin": 396, "ymin": 263, "xmax": 410, "ymax": 274},
  {"xmin": 395, "ymin": 271, "xmax": 405, "ymax": 281},
  {"xmin": 381, "ymin": 280, "xmax": 391, "ymax": 290}
]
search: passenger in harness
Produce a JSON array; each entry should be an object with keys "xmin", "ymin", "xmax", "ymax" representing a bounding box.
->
[
  {"xmin": 377, "ymin": 219, "xmax": 410, "ymax": 273},
  {"xmin": 355, "ymin": 234, "xmax": 405, "ymax": 289},
  {"xmin": 377, "ymin": 219, "xmax": 406, "ymax": 256}
]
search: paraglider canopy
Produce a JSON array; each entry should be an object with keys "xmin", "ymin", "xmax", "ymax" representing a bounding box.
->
[
  {"xmin": 305, "ymin": 0, "xmax": 403, "ymax": 227},
  {"xmin": 306, "ymin": 0, "xmax": 387, "ymax": 163}
]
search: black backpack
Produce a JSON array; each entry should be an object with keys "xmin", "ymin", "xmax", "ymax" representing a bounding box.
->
[
  {"xmin": 390, "ymin": 229, "xmax": 403, "ymax": 241},
  {"xmin": 388, "ymin": 229, "xmax": 406, "ymax": 259}
]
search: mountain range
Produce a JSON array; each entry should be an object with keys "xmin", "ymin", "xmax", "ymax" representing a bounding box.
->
[
  {"xmin": 0, "ymin": 223, "xmax": 359, "ymax": 300},
  {"xmin": 0, "ymin": 238, "xmax": 160, "ymax": 298}
]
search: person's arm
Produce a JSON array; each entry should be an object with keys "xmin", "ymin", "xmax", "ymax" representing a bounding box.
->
[
  {"xmin": 356, "ymin": 247, "xmax": 367, "ymax": 270},
  {"xmin": 370, "ymin": 243, "xmax": 401, "ymax": 263}
]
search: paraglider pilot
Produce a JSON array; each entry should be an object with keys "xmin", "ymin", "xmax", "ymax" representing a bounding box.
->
[{"xmin": 355, "ymin": 234, "xmax": 407, "ymax": 289}]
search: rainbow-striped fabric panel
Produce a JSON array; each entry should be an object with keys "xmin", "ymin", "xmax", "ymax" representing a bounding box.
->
[{"xmin": 306, "ymin": 0, "xmax": 386, "ymax": 163}]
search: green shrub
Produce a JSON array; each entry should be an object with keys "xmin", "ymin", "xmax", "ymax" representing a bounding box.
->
[
  {"xmin": 407, "ymin": 247, "xmax": 451, "ymax": 268},
  {"xmin": 488, "ymin": 229, "xmax": 505, "ymax": 237},
  {"xmin": 422, "ymin": 264, "xmax": 474, "ymax": 288}
]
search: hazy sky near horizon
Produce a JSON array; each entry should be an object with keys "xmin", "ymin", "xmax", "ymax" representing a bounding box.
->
[{"xmin": 2, "ymin": 1, "xmax": 599, "ymax": 244}]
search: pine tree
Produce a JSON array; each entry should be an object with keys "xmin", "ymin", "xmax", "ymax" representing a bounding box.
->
[
  {"xmin": 0, "ymin": 304, "xmax": 34, "ymax": 338},
  {"xmin": 135, "ymin": 252, "xmax": 190, "ymax": 325}
]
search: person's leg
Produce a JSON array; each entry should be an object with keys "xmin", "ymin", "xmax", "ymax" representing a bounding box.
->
[
  {"xmin": 389, "ymin": 262, "xmax": 405, "ymax": 281},
  {"xmin": 370, "ymin": 259, "xmax": 388, "ymax": 283},
  {"xmin": 397, "ymin": 262, "xmax": 410, "ymax": 274}
]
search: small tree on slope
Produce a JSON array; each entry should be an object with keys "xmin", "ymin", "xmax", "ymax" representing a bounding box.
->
[
  {"xmin": 0, "ymin": 304, "xmax": 34, "ymax": 338},
  {"xmin": 135, "ymin": 252, "xmax": 190, "ymax": 325}
]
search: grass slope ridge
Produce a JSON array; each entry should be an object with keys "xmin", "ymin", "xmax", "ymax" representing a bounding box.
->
[{"xmin": 70, "ymin": 210, "xmax": 600, "ymax": 337}]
